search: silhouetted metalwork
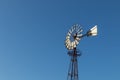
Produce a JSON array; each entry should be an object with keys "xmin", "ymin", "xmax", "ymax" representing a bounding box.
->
[{"xmin": 67, "ymin": 48, "xmax": 81, "ymax": 80}]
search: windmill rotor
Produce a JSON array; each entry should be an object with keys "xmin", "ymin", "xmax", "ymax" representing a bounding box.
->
[{"xmin": 65, "ymin": 24, "xmax": 83, "ymax": 50}]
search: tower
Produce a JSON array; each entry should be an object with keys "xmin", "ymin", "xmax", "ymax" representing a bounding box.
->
[{"xmin": 67, "ymin": 48, "xmax": 81, "ymax": 80}]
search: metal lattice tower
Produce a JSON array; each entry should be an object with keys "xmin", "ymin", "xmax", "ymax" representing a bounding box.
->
[{"xmin": 67, "ymin": 48, "xmax": 81, "ymax": 80}]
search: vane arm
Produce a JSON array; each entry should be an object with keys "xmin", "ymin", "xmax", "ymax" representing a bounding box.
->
[
  {"xmin": 78, "ymin": 34, "xmax": 87, "ymax": 38},
  {"xmin": 78, "ymin": 25, "xmax": 98, "ymax": 38}
]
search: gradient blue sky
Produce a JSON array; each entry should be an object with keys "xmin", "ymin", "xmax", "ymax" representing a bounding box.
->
[{"xmin": 0, "ymin": 0, "xmax": 120, "ymax": 80}]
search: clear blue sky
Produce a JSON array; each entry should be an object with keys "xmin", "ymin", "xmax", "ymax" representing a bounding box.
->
[{"xmin": 0, "ymin": 0, "xmax": 120, "ymax": 80}]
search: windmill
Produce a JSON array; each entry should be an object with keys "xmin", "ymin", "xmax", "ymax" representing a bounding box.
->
[{"xmin": 65, "ymin": 24, "xmax": 97, "ymax": 80}]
